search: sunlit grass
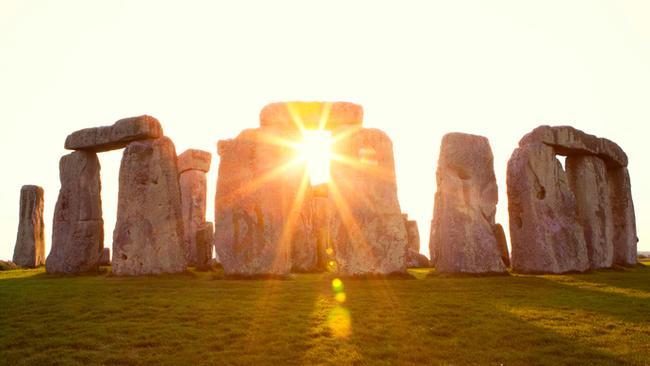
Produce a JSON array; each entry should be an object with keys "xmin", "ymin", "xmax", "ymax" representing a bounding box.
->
[{"xmin": 1, "ymin": 264, "xmax": 649, "ymax": 365}]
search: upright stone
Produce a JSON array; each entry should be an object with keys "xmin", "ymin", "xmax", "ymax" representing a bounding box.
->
[
  {"xmin": 99, "ymin": 248, "xmax": 111, "ymax": 266},
  {"xmin": 195, "ymin": 222, "xmax": 214, "ymax": 271},
  {"xmin": 46, "ymin": 151, "xmax": 103, "ymax": 273},
  {"xmin": 608, "ymin": 167, "xmax": 638, "ymax": 266},
  {"xmin": 13, "ymin": 185, "xmax": 45, "ymax": 267},
  {"xmin": 430, "ymin": 133, "xmax": 507, "ymax": 274},
  {"xmin": 329, "ymin": 127, "xmax": 407, "ymax": 275},
  {"xmin": 215, "ymin": 128, "xmax": 303, "ymax": 275},
  {"xmin": 507, "ymin": 143, "xmax": 589, "ymax": 273},
  {"xmin": 566, "ymin": 156, "xmax": 614, "ymax": 269},
  {"xmin": 493, "ymin": 223, "xmax": 510, "ymax": 267},
  {"xmin": 178, "ymin": 149, "xmax": 211, "ymax": 266},
  {"xmin": 112, "ymin": 137, "xmax": 186, "ymax": 275}
]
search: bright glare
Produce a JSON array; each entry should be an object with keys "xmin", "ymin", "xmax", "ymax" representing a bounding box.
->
[{"xmin": 298, "ymin": 130, "xmax": 332, "ymax": 185}]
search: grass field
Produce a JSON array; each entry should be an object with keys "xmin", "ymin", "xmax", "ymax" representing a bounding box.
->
[{"xmin": 1, "ymin": 264, "xmax": 649, "ymax": 366}]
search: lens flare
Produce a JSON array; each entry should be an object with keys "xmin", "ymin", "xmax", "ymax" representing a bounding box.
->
[
  {"xmin": 332, "ymin": 278, "xmax": 344, "ymax": 293},
  {"xmin": 327, "ymin": 305, "xmax": 351, "ymax": 338},
  {"xmin": 335, "ymin": 292, "xmax": 347, "ymax": 303},
  {"xmin": 298, "ymin": 130, "xmax": 332, "ymax": 185}
]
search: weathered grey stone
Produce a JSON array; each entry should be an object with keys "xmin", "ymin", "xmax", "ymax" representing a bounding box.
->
[
  {"xmin": 196, "ymin": 222, "xmax": 214, "ymax": 271},
  {"xmin": 507, "ymin": 143, "xmax": 589, "ymax": 273},
  {"xmin": 65, "ymin": 115, "xmax": 162, "ymax": 152},
  {"xmin": 99, "ymin": 248, "xmax": 110, "ymax": 266},
  {"xmin": 180, "ymin": 169, "xmax": 207, "ymax": 266},
  {"xmin": 329, "ymin": 127, "xmax": 407, "ymax": 275},
  {"xmin": 46, "ymin": 151, "xmax": 103, "ymax": 274},
  {"xmin": 291, "ymin": 191, "xmax": 322, "ymax": 272},
  {"xmin": 13, "ymin": 185, "xmax": 45, "ymax": 268},
  {"xmin": 493, "ymin": 223, "xmax": 510, "ymax": 267},
  {"xmin": 215, "ymin": 128, "xmax": 303, "ymax": 275},
  {"xmin": 406, "ymin": 249, "xmax": 430, "ymax": 268},
  {"xmin": 178, "ymin": 149, "xmax": 211, "ymax": 173},
  {"xmin": 430, "ymin": 133, "xmax": 507, "ymax": 274},
  {"xmin": 403, "ymin": 218, "xmax": 420, "ymax": 252},
  {"xmin": 566, "ymin": 156, "xmax": 614, "ymax": 269},
  {"xmin": 260, "ymin": 101, "xmax": 363, "ymax": 130},
  {"xmin": 519, "ymin": 125, "xmax": 627, "ymax": 168},
  {"xmin": 608, "ymin": 167, "xmax": 638, "ymax": 266},
  {"xmin": 112, "ymin": 137, "xmax": 186, "ymax": 276}
]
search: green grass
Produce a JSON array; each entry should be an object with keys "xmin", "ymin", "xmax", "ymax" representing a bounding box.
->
[{"xmin": 1, "ymin": 265, "xmax": 649, "ymax": 366}]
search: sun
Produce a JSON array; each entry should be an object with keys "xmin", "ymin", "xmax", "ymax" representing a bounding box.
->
[{"xmin": 297, "ymin": 130, "xmax": 332, "ymax": 185}]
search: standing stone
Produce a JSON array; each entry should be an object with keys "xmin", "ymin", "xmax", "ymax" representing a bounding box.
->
[
  {"xmin": 215, "ymin": 128, "xmax": 303, "ymax": 275},
  {"xmin": 493, "ymin": 223, "xmax": 510, "ymax": 267},
  {"xmin": 507, "ymin": 143, "xmax": 589, "ymax": 273},
  {"xmin": 13, "ymin": 185, "xmax": 45, "ymax": 268},
  {"xmin": 112, "ymin": 137, "xmax": 186, "ymax": 275},
  {"xmin": 608, "ymin": 167, "xmax": 638, "ymax": 266},
  {"xmin": 46, "ymin": 151, "xmax": 103, "ymax": 273},
  {"xmin": 566, "ymin": 156, "xmax": 614, "ymax": 269},
  {"xmin": 430, "ymin": 133, "xmax": 506, "ymax": 274},
  {"xmin": 196, "ymin": 222, "xmax": 214, "ymax": 271},
  {"xmin": 404, "ymin": 218, "xmax": 420, "ymax": 252},
  {"xmin": 329, "ymin": 127, "xmax": 407, "ymax": 275},
  {"xmin": 178, "ymin": 149, "xmax": 211, "ymax": 266},
  {"xmin": 99, "ymin": 248, "xmax": 111, "ymax": 266}
]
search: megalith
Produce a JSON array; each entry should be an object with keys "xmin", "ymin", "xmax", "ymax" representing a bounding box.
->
[
  {"xmin": 566, "ymin": 156, "xmax": 614, "ymax": 269},
  {"xmin": 99, "ymin": 248, "xmax": 111, "ymax": 266},
  {"xmin": 215, "ymin": 102, "xmax": 408, "ymax": 276},
  {"xmin": 178, "ymin": 149, "xmax": 211, "ymax": 266},
  {"xmin": 195, "ymin": 222, "xmax": 214, "ymax": 271},
  {"xmin": 608, "ymin": 167, "xmax": 638, "ymax": 266},
  {"xmin": 510, "ymin": 125, "xmax": 638, "ymax": 271},
  {"xmin": 64, "ymin": 115, "xmax": 162, "ymax": 152},
  {"xmin": 46, "ymin": 151, "xmax": 104, "ymax": 273},
  {"xmin": 430, "ymin": 133, "xmax": 507, "ymax": 274},
  {"xmin": 329, "ymin": 127, "xmax": 408, "ymax": 275},
  {"xmin": 112, "ymin": 137, "xmax": 186, "ymax": 275},
  {"xmin": 215, "ymin": 127, "xmax": 304, "ymax": 275},
  {"xmin": 13, "ymin": 185, "xmax": 45, "ymax": 268},
  {"xmin": 507, "ymin": 143, "xmax": 590, "ymax": 273},
  {"xmin": 402, "ymin": 215, "xmax": 428, "ymax": 268}
]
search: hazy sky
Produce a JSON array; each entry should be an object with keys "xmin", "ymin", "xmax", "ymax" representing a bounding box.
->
[{"xmin": 1, "ymin": 0, "xmax": 648, "ymax": 261}]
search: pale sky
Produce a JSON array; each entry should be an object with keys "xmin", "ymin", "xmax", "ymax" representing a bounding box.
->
[{"xmin": 1, "ymin": 0, "xmax": 649, "ymax": 261}]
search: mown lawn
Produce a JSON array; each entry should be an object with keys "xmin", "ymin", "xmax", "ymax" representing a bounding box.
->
[{"xmin": 1, "ymin": 264, "xmax": 649, "ymax": 366}]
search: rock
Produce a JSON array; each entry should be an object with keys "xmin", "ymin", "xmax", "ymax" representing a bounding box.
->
[
  {"xmin": 12, "ymin": 185, "xmax": 45, "ymax": 268},
  {"xmin": 215, "ymin": 128, "xmax": 303, "ymax": 275},
  {"xmin": 507, "ymin": 143, "xmax": 589, "ymax": 273},
  {"xmin": 180, "ymin": 169, "xmax": 208, "ymax": 266},
  {"xmin": 291, "ymin": 192, "xmax": 335, "ymax": 273},
  {"xmin": 46, "ymin": 151, "xmax": 104, "ymax": 273},
  {"xmin": 519, "ymin": 125, "xmax": 627, "ymax": 168},
  {"xmin": 430, "ymin": 133, "xmax": 507, "ymax": 274},
  {"xmin": 566, "ymin": 156, "xmax": 614, "ymax": 269},
  {"xmin": 64, "ymin": 115, "xmax": 162, "ymax": 152},
  {"xmin": 177, "ymin": 149, "xmax": 211, "ymax": 173},
  {"xmin": 99, "ymin": 248, "xmax": 111, "ymax": 266},
  {"xmin": 260, "ymin": 102, "xmax": 363, "ymax": 130},
  {"xmin": 329, "ymin": 127, "xmax": 408, "ymax": 275},
  {"xmin": 406, "ymin": 220, "xmax": 420, "ymax": 252},
  {"xmin": 608, "ymin": 167, "xmax": 638, "ymax": 266},
  {"xmin": 493, "ymin": 223, "xmax": 510, "ymax": 267},
  {"xmin": 406, "ymin": 249, "xmax": 430, "ymax": 268},
  {"xmin": 112, "ymin": 137, "xmax": 186, "ymax": 275},
  {"xmin": 0, "ymin": 260, "xmax": 18, "ymax": 271},
  {"xmin": 195, "ymin": 222, "xmax": 214, "ymax": 271}
]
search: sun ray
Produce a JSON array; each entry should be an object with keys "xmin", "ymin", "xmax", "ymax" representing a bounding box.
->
[
  {"xmin": 217, "ymin": 157, "xmax": 304, "ymax": 209},
  {"xmin": 317, "ymin": 102, "xmax": 333, "ymax": 131},
  {"xmin": 286, "ymin": 102, "xmax": 307, "ymax": 132}
]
